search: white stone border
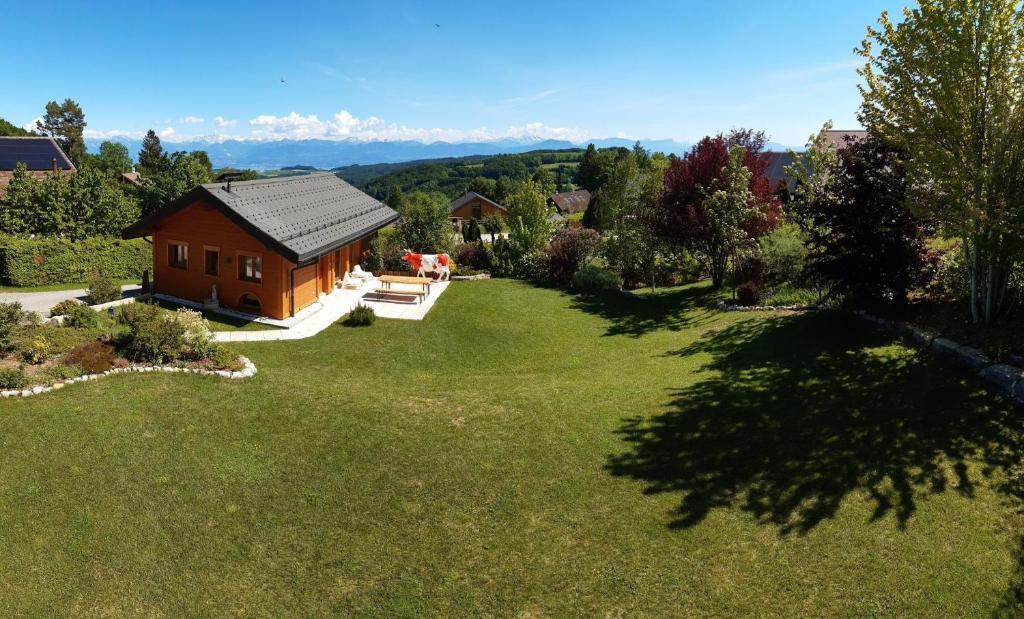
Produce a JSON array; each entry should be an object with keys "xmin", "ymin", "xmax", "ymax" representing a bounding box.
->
[
  {"xmin": 0, "ymin": 355, "xmax": 257, "ymax": 399},
  {"xmin": 715, "ymin": 300, "xmax": 820, "ymax": 312}
]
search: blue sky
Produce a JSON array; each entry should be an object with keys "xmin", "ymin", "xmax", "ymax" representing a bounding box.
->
[{"xmin": 2, "ymin": 0, "xmax": 905, "ymax": 146}]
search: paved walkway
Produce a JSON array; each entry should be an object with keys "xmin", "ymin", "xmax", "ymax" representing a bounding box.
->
[
  {"xmin": 211, "ymin": 278, "xmax": 450, "ymax": 342},
  {"xmin": 0, "ymin": 284, "xmax": 141, "ymax": 316}
]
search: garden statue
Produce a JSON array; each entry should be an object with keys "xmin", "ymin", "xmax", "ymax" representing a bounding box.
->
[{"xmin": 401, "ymin": 250, "xmax": 451, "ymax": 280}]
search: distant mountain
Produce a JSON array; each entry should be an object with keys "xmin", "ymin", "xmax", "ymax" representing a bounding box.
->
[{"xmin": 85, "ymin": 136, "xmax": 796, "ymax": 170}]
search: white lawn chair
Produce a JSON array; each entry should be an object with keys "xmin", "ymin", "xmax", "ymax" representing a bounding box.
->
[
  {"xmin": 341, "ymin": 272, "xmax": 363, "ymax": 290},
  {"xmin": 352, "ymin": 264, "xmax": 374, "ymax": 281}
]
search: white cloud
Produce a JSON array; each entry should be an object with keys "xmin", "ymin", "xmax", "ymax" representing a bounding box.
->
[
  {"xmin": 81, "ymin": 109, "xmax": 595, "ymax": 145},
  {"xmin": 83, "ymin": 128, "xmax": 145, "ymax": 140},
  {"xmin": 246, "ymin": 109, "xmax": 588, "ymax": 143},
  {"xmin": 23, "ymin": 118, "xmax": 42, "ymax": 133},
  {"xmin": 181, "ymin": 115, "xmax": 205, "ymax": 125}
]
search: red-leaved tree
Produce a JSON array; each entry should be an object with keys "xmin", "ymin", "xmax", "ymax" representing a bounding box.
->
[{"xmin": 660, "ymin": 129, "xmax": 782, "ymax": 286}]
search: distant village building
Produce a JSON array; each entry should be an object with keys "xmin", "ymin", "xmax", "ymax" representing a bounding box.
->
[
  {"xmin": 118, "ymin": 171, "xmax": 143, "ymax": 186},
  {"xmin": 0, "ymin": 136, "xmax": 76, "ymax": 196},
  {"xmin": 123, "ymin": 173, "xmax": 398, "ymax": 320},
  {"xmin": 448, "ymin": 191, "xmax": 507, "ymax": 230},
  {"xmin": 547, "ymin": 189, "xmax": 591, "ymax": 216},
  {"xmin": 822, "ymin": 129, "xmax": 868, "ymax": 150}
]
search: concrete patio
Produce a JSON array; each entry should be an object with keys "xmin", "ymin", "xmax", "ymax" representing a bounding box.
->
[{"xmin": 206, "ymin": 277, "xmax": 450, "ymax": 342}]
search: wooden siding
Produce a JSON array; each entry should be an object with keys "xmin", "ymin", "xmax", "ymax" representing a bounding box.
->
[
  {"xmin": 451, "ymin": 198, "xmax": 506, "ymax": 222},
  {"xmin": 150, "ymin": 197, "xmax": 377, "ymax": 319},
  {"xmin": 152, "ymin": 200, "xmax": 290, "ymax": 319}
]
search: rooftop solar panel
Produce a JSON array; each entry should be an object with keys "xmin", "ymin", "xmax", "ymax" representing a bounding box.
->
[{"xmin": 0, "ymin": 137, "xmax": 75, "ymax": 171}]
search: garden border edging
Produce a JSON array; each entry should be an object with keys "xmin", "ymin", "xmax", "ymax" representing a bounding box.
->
[
  {"xmin": 0, "ymin": 355, "xmax": 257, "ymax": 399},
  {"xmin": 853, "ymin": 311, "xmax": 1024, "ymax": 407}
]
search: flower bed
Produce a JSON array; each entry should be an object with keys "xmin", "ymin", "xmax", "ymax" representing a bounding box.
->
[
  {"xmin": 0, "ymin": 299, "xmax": 254, "ymax": 398},
  {"xmin": 0, "ymin": 356, "xmax": 256, "ymax": 398}
]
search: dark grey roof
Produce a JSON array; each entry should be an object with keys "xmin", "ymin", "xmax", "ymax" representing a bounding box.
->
[
  {"xmin": 823, "ymin": 130, "xmax": 867, "ymax": 150},
  {"xmin": 0, "ymin": 136, "xmax": 76, "ymax": 171},
  {"xmin": 548, "ymin": 189, "xmax": 591, "ymax": 214},
  {"xmin": 765, "ymin": 152, "xmax": 799, "ymax": 192},
  {"xmin": 449, "ymin": 191, "xmax": 506, "ymax": 214},
  {"xmin": 123, "ymin": 173, "xmax": 398, "ymax": 263}
]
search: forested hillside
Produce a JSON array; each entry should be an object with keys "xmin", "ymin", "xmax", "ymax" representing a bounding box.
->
[{"xmin": 336, "ymin": 148, "xmax": 589, "ymax": 200}]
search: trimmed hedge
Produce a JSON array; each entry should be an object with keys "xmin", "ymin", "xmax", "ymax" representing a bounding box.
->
[{"xmin": 0, "ymin": 235, "xmax": 151, "ymax": 286}]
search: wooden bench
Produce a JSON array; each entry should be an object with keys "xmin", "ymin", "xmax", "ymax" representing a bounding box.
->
[{"xmin": 370, "ymin": 288, "xmax": 427, "ymax": 303}]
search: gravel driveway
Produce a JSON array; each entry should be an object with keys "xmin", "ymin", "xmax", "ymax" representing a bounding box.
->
[{"xmin": 0, "ymin": 284, "xmax": 141, "ymax": 316}]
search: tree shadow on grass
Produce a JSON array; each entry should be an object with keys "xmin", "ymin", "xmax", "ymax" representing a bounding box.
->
[
  {"xmin": 606, "ymin": 312, "xmax": 1024, "ymax": 536},
  {"xmin": 567, "ymin": 284, "xmax": 722, "ymax": 338}
]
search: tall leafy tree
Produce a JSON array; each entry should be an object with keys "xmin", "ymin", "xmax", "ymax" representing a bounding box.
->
[
  {"xmin": 503, "ymin": 179, "xmax": 552, "ymax": 252},
  {"xmin": 34, "ymin": 99, "xmax": 87, "ymax": 166},
  {"xmin": 804, "ymin": 133, "xmax": 928, "ymax": 311},
  {"xmin": 137, "ymin": 129, "xmax": 168, "ymax": 178},
  {"xmin": 94, "ymin": 141, "xmax": 134, "ymax": 177},
  {"xmin": 660, "ymin": 139, "xmax": 778, "ymax": 287},
  {"xmin": 576, "ymin": 144, "xmax": 604, "ymax": 192},
  {"xmin": 395, "ymin": 191, "xmax": 453, "ymax": 254},
  {"xmin": 859, "ymin": 0, "xmax": 1024, "ymax": 322}
]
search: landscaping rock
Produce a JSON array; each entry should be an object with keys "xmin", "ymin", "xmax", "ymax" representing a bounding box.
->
[
  {"xmin": 980, "ymin": 364, "xmax": 1024, "ymax": 398},
  {"xmin": 931, "ymin": 338, "xmax": 961, "ymax": 359},
  {"xmin": 909, "ymin": 327, "xmax": 936, "ymax": 349},
  {"xmin": 954, "ymin": 345, "xmax": 992, "ymax": 371}
]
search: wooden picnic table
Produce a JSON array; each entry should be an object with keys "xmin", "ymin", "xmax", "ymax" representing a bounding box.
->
[{"xmin": 378, "ymin": 274, "xmax": 433, "ymax": 293}]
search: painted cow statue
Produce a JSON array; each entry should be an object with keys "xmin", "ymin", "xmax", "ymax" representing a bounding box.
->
[{"xmin": 402, "ymin": 250, "xmax": 451, "ymax": 280}]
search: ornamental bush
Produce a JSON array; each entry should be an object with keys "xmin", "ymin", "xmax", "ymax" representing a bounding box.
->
[
  {"xmin": 49, "ymin": 299, "xmax": 83, "ymax": 317},
  {"xmin": 116, "ymin": 302, "xmax": 186, "ymax": 363},
  {"xmin": 64, "ymin": 341, "xmax": 116, "ymax": 373},
  {"xmin": 544, "ymin": 227, "xmax": 602, "ymax": 285},
  {"xmin": 87, "ymin": 270, "xmax": 122, "ymax": 304},
  {"xmin": 63, "ymin": 304, "xmax": 100, "ymax": 329},
  {"xmin": 342, "ymin": 304, "xmax": 376, "ymax": 327},
  {"xmin": 19, "ymin": 335, "xmax": 50, "ymax": 364},
  {"xmin": 0, "ymin": 235, "xmax": 150, "ymax": 287},
  {"xmin": 0, "ymin": 368, "xmax": 29, "ymax": 390},
  {"xmin": 573, "ymin": 264, "xmax": 622, "ymax": 291},
  {"xmin": 0, "ymin": 301, "xmax": 25, "ymax": 350},
  {"xmin": 456, "ymin": 242, "xmax": 491, "ymax": 271}
]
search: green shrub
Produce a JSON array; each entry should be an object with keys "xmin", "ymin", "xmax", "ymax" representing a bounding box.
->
[
  {"xmin": 573, "ymin": 264, "xmax": 621, "ymax": 291},
  {"xmin": 342, "ymin": 304, "xmax": 376, "ymax": 327},
  {"xmin": 207, "ymin": 345, "xmax": 243, "ymax": 371},
  {"xmin": 87, "ymin": 270, "xmax": 122, "ymax": 304},
  {"xmin": 116, "ymin": 302, "xmax": 187, "ymax": 363},
  {"xmin": 758, "ymin": 223, "xmax": 808, "ymax": 285},
  {"xmin": 173, "ymin": 308, "xmax": 215, "ymax": 360},
  {"xmin": 49, "ymin": 299, "xmax": 83, "ymax": 317},
  {"xmin": 64, "ymin": 341, "xmax": 116, "ymax": 373},
  {"xmin": 0, "ymin": 301, "xmax": 25, "ymax": 349},
  {"xmin": 19, "ymin": 335, "xmax": 50, "ymax": 364},
  {"xmin": 764, "ymin": 284, "xmax": 820, "ymax": 307},
  {"xmin": 737, "ymin": 281, "xmax": 761, "ymax": 306},
  {"xmin": 11, "ymin": 323, "xmax": 100, "ymax": 356},
  {"xmin": 44, "ymin": 363, "xmax": 83, "ymax": 382},
  {"xmin": 932, "ymin": 243, "xmax": 968, "ymax": 301},
  {"xmin": 0, "ymin": 368, "xmax": 29, "ymax": 390},
  {"xmin": 64, "ymin": 304, "xmax": 100, "ymax": 329},
  {"xmin": 0, "ymin": 235, "xmax": 150, "ymax": 287}
]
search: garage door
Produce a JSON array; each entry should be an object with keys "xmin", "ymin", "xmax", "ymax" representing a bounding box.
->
[{"xmin": 293, "ymin": 263, "xmax": 319, "ymax": 313}]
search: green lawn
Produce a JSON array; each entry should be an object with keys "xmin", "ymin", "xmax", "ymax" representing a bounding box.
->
[
  {"xmin": 0, "ymin": 280, "xmax": 1021, "ymax": 616},
  {"xmin": 151, "ymin": 298, "xmax": 279, "ymax": 332}
]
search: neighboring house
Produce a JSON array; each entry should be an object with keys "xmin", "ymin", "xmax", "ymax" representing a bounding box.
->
[
  {"xmin": 822, "ymin": 129, "xmax": 868, "ymax": 150},
  {"xmin": 448, "ymin": 191, "xmax": 507, "ymax": 229},
  {"xmin": 0, "ymin": 136, "xmax": 76, "ymax": 196},
  {"xmin": 122, "ymin": 173, "xmax": 398, "ymax": 320},
  {"xmin": 548, "ymin": 189, "xmax": 591, "ymax": 216},
  {"xmin": 765, "ymin": 151, "xmax": 799, "ymax": 193},
  {"xmin": 118, "ymin": 171, "xmax": 143, "ymax": 186}
]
